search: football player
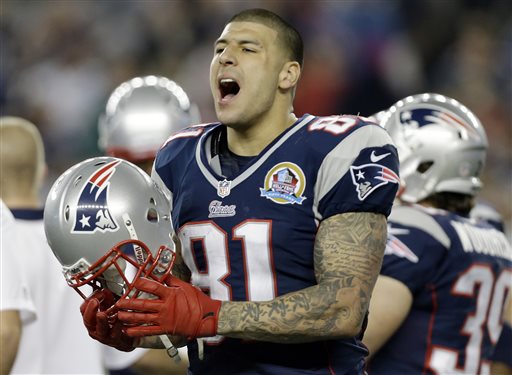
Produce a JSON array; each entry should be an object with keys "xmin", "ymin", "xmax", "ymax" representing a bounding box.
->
[
  {"xmin": 78, "ymin": 8, "xmax": 400, "ymax": 374},
  {"xmin": 98, "ymin": 75, "xmax": 201, "ymax": 175},
  {"xmin": 363, "ymin": 93, "xmax": 512, "ymax": 374},
  {"xmin": 97, "ymin": 75, "xmax": 201, "ymax": 375}
]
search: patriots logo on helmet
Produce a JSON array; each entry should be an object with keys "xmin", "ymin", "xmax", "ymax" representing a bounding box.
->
[
  {"xmin": 350, "ymin": 163, "xmax": 400, "ymax": 201},
  {"xmin": 72, "ymin": 160, "xmax": 121, "ymax": 233},
  {"xmin": 400, "ymin": 106, "xmax": 479, "ymax": 140}
]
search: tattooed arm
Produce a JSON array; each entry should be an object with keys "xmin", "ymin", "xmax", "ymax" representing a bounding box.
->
[{"xmin": 216, "ymin": 211, "xmax": 387, "ymax": 343}]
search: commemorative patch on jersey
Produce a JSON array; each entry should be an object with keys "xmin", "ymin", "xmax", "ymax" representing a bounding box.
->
[
  {"xmin": 260, "ymin": 162, "xmax": 307, "ymax": 205},
  {"xmin": 350, "ymin": 162, "xmax": 400, "ymax": 201},
  {"xmin": 72, "ymin": 160, "xmax": 120, "ymax": 233}
]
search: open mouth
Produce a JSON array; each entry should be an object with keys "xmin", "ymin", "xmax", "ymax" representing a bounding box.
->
[{"xmin": 219, "ymin": 78, "xmax": 240, "ymax": 100}]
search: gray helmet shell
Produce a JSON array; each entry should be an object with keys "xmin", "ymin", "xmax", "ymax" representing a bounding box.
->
[
  {"xmin": 44, "ymin": 157, "xmax": 174, "ymax": 295},
  {"xmin": 379, "ymin": 93, "xmax": 488, "ymax": 203},
  {"xmin": 98, "ymin": 76, "xmax": 201, "ymax": 162}
]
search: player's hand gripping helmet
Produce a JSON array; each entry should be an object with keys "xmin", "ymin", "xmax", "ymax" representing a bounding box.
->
[
  {"xmin": 44, "ymin": 157, "xmax": 175, "ymax": 300},
  {"xmin": 379, "ymin": 93, "xmax": 488, "ymax": 203},
  {"xmin": 98, "ymin": 75, "xmax": 201, "ymax": 163}
]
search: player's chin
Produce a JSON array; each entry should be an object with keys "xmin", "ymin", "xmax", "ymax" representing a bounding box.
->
[{"xmin": 215, "ymin": 108, "xmax": 242, "ymax": 127}]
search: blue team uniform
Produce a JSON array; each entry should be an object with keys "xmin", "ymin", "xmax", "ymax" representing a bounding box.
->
[
  {"xmin": 368, "ymin": 204, "xmax": 512, "ymax": 375},
  {"xmin": 153, "ymin": 114, "xmax": 400, "ymax": 375}
]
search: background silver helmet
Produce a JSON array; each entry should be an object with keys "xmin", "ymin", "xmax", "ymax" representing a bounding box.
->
[
  {"xmin": 98, "ymin": 75, "xmax": 201, "ymax": 163},
  {"xmin": 379, "ymin": 93, "xmax": 488, "ymax": 203},
  {"xmin": 44, "ymin": 156, "xmax": 175, "ymax": 299}
]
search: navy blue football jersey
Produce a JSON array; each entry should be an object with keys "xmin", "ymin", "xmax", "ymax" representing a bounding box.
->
[
  {"xmin": 368, "ymin": 204, "xmax": 512, "ymax": 375},
  {"xmin": 153, "ymin": 114, "xmax": 400, "ymax": 375}
]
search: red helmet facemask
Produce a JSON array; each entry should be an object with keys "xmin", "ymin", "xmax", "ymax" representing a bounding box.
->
[{"xmin": 64, "ymin": 239, "xmax": 175, "ymax": 302}]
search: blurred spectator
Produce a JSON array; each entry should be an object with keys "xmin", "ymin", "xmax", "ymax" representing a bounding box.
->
[{"xmin": 1, "ymin": 0, "xmax": 509, "ymax": 236}]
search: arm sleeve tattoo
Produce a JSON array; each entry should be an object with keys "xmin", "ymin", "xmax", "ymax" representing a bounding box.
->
[{"xmin": 217, "ymin": 212, "xmax": 387, "ymax": 343}]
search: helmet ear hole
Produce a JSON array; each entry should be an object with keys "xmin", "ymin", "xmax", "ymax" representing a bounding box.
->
[
  {"xmin": 65, "ymin": 205, "xmax": 70, "ymax": 221},
  {"xmin": 417, "ymin": 161, "xmax": 434, "ymax": 174},
  {"xmin": 147, "ymin": 207, "xmax": 158, "ymax": 223},
  {"xmin": 73, "ymin": 176, "xmax": 82, "ymax": 187}
]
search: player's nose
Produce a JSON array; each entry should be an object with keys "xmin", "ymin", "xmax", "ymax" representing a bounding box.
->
[{"xmin": 219, "ymin": 47, "xmax": 236, "ymax": 66}]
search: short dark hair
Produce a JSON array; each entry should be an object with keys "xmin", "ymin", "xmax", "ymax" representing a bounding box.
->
[
  {"xmin": 227, "ymin": 8, "xmax": 304, "ymax": 67},
  {"xmin": 421, "ymin": 192, "xmax": 475, "ymax": 216}
]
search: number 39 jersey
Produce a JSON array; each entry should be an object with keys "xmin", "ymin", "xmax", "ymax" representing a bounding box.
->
[
  {"xmin": 368, "ymin": 204, "xmax": 512, "ymax": 375},
  {"xmin": 153, "ymin": 114, "xmax": 400, "ymax": 375}
]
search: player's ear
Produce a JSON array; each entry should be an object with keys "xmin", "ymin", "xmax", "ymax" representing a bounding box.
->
[{"xmin": 278, "ymin": 61, "xmax": 301, "ymax": 91}]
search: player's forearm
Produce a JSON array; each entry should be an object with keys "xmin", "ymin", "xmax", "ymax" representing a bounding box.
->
[
  {"xmin": 216, "ymin": 278, "xmax": 365, "ymax": 343},
  {"xmin": 217, "ymin": 212, "xmax": 386, "ymax": 343}
]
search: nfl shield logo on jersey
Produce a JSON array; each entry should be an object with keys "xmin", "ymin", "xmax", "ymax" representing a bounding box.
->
[
  {"xmin": 72, "ymin": 160, "xmax": 120, "ymax": 233},
  {"xmin": 217, "ymin": 179, "xmax": 232, "ymax": 198}
]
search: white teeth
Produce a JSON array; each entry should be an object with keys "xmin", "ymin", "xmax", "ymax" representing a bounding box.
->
[{"xmin": 220, "ymin": 78, "xmax": 235, "ymax": 84}]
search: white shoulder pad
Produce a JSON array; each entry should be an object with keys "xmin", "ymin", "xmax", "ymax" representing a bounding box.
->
[{"xmin": 389, "ymin": 205, "xmax": 451, "ymax": 248}]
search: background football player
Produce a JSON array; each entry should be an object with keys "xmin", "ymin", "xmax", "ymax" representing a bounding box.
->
[
  {"xmin": 363, "ymin": 93, "xmax": 512, "ymax": 374},
  {"xmin": 98, "ymin": 75, "xmax": 201, "ymax": 175},
  {"xmin": 97, "ymin": 75, "xmax": 201, "ymax": 375}
]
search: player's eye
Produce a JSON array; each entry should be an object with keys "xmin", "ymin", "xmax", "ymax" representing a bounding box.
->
[
  {"xmin": 215, "ymin": 47, "xmax": 225, "ymax": 54},
  {"xmin": 242, "ymin": 48, "xmax": 255, "ymax": 53}
]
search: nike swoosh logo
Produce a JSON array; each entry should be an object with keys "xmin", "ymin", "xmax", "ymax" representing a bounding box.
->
[{"xmin": 370, "ymin": 151, "xmax": 391, "ymax": 163}]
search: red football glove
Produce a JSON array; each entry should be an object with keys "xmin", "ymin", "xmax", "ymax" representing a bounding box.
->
[
  {"xmin": 80, "ymin": 289, "xmax": 136, "ymax": 352},
  {"xmin": 116, "ymin": 276, "xmax": 221, "ymax": 340}
]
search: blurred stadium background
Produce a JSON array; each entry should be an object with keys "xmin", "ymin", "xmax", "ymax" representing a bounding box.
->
[{"xmin": 1, "ymin": 0, "xmax": 510, "ymax": 236}]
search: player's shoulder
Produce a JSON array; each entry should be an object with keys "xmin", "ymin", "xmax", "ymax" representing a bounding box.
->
[
  {"xmin": 304, "ymin": 114, "xmax": 394, "ymax": 150},
  {"xmin": 161, "ymin": 122, "xmax": 219, "ymax": 149},
  {"xmin": 307, "ymin": 114, "xmax": 388, "ymax": 137},
  {"xmin": 389, "ymin": 204, "xmax": 452, "ymax": 248},
  {"xmin": 156, "ymin": 122, "xmax": 219, "ymax": 165}
]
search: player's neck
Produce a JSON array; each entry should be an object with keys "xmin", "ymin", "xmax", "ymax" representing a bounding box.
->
[{"xmin": 227, "ymin": 111, "xmax": 297, "ymax": 156}]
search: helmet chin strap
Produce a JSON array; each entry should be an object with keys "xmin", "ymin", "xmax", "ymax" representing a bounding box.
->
[{"xmin": 122, "ymin": 213, "xmax": 181, "ymax": 363}]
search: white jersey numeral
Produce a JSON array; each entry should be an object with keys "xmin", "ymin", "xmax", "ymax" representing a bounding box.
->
[
  {"xmin": 179, "ymin": 220, "xmax": 275, "ymax": 301},
  {"xmin": 178, "ymin": 220, "xmax": 275, "ymax": 344},
  {"xmin": 429, "ymin": 265, "xmax": 511, "ymax": 375},
  {"xmin": 308, "ymin": 116, "xmax": 357, "ymax": 135}
]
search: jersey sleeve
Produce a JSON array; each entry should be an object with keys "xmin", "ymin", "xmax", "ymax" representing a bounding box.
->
[
  {"xmin": 380, "ymin": 205, "xmax": 450, "ymax": 294},
  {"xmin": 152, "ymin": 125, "xmax": 212, "ymax": 201},
  {"xmin": 314, "ymin": 120, "xmax": 400, "ymax": 220}
]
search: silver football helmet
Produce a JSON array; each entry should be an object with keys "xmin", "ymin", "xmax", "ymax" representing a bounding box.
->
[
  {"xmin": 380, "ymin": 93, "xmax": 488, "ymax": 203},
  {"xmin": 44, "ymin": 156, "xmax": 175, "ymax": 299},
  {"xmin": 98, "ymin": 75, "xmax": 201, "ymax": 163}
]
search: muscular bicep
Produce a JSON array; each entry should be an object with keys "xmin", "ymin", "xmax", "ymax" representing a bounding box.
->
[{"xmin": 314, "ymin": 212, "xmax": 388, "ymax": 326}]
